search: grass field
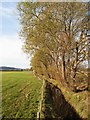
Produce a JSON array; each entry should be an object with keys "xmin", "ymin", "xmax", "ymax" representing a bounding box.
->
[{"xmin": 1, "ymin": 71, "xmax": 42, "ymax": 118}]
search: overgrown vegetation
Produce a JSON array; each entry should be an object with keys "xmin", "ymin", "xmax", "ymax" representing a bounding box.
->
[{"xmin": 2, "ymin": 71, "xmax": 42, "ymax": 118}]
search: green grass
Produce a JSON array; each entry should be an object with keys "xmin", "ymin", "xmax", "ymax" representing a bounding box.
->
[
  {"xmin": 1, "ymin": 72, "xmax": 88, "ymax": 119},
  {"xmin": 48, "ymin": 79, "xmax": 88, "ymax": 119},
  {"xmin": 1, "ymin": 71, "xmax": 42, "ymax": 118}
]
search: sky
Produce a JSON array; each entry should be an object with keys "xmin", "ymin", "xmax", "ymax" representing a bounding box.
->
[{"xmin": 0, "ymin": 2, "xmax": 30, "ymax": 69}]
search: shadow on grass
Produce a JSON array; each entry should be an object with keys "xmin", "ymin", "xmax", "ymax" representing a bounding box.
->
[{"xmin": 41, "ymin": 80, "xmax": 87, "ymax": 120}]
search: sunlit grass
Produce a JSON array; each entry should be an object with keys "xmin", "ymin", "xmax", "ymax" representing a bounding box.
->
[{"xmin": 2, "ymin": 71, "xmax": 42, "ymax": 118}]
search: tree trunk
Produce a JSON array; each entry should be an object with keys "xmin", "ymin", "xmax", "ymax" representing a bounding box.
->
[
  {"xmin": 62, "ymin": 52, "xmax": 66, "ymax": 81},
  {"xmin": 67, "ymin": 52, "xmax": 71, "ymax": 80},
  {"xmin": 72, "ymin": 42, "xmax": 78, "ymax": 79}
]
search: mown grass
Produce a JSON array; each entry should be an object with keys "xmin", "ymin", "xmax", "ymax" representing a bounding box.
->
[{"xmin": 1, "ymin": 71, "xmax": 42, "ymax": 118}]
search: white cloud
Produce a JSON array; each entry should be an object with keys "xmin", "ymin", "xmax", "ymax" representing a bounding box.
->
[
  {"xmin": 0, "ymin": 5, "xmax": 17, "ymax": 18},
  {"xmin": 0, "ymin": 34, "xmax": 30, "ymax": 68},
  {"xmin": 0, "ymin": 3, "xmax": 30, "ymax": 68},
  {"xmin": 0, "ymin": 17, "xmax": 2, "ymax": 34}
]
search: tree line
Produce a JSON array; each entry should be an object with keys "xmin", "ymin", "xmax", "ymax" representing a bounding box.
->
[{"xmin": 17, "ymin": 2, "xmax": 88, "ymax": 89}]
